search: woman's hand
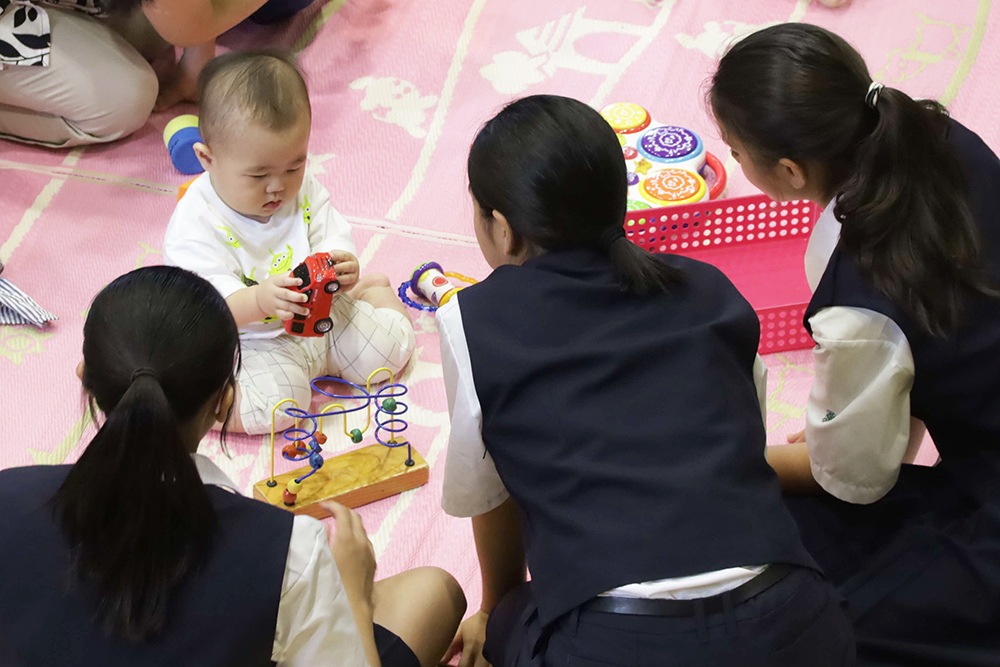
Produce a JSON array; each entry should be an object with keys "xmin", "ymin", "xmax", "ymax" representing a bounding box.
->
[
  {"xmin": 321, "ymin": 501, "xmax": 377, "ymax": 611},
  {"xmin": 255, "ymin": 275, "xmax": 308, "ymax": 320},
  {"xmin": 786, "ymin": 428, "xmax": 806, "ymax": 444},
  {"xmin": 443, "ymin": 609, "xmax": 491, "ymax": 667},
  {"xmin": 154, "ymin": 42, "xmax": 216, "ymax": 112}
]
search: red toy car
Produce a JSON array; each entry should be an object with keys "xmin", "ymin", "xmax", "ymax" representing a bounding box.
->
[{"xmin": 284, "ymin": 253, "xmax": 341, "ymax": 337}]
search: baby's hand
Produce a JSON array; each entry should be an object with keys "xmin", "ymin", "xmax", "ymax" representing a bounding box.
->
[
  {"xmin": 329, "ymin": 250, "xmax": 359, "ymax": 287},
  {"xmin": 256, "ymin": 274, "xmax": 309, "ymax": 321}
]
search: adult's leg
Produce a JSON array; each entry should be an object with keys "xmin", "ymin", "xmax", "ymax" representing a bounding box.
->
[
  {"xmin": 372, "ymin": 567, "xmax": 467, "ymax": 667},
  {"xmin": 786, "ymin": 465, "xmax": 1000, "ymax": 666},
  {"xmin": 0, "ymin": 8, "xmax": 158, "ymax": 147}
]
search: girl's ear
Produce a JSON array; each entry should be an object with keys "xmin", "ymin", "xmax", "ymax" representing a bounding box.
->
[
  {"xmin": 76, "ymin": 360, "xmax": 85, "ymax": 380},
  {"xmin": 214, "ymin": 384, "xmax": 235, "ymax": 423},
  {"xmin": 492, "ymin": 209, "xmax": 517, "ymax": 258},
  {"xmin": 777, "ymin": 158, "xmax": 809, "ymax": 192}
]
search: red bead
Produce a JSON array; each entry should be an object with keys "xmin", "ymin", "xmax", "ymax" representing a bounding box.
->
[
  {"xmin": 282, "ymin": 490, "xmax": 298, "ymax": 506},
  {"xmin": 315, "ymin": 432, "xmax": 327, "ymax": 445},
  {"xmin": 282, "ymin": 444, "xmax": 303, "ymax": 459}
]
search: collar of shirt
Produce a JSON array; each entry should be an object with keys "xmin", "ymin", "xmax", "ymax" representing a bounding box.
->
[
  {"xmin": 804, "ymin": 198, "xmax": 840, "ymax": 293},
  {"xmin": 192, "ymin": 453, "xmax": 243, "ymax": 495}
]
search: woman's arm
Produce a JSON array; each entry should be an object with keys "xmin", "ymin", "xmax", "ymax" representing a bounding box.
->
[
  {"xmin": 766, "ymin": 442, "xmax": 824, "ymax": 495},
  {"xmin": 474, "ymin": 497, "xmax": 527, "ymax": 612},
  {"xmin": 155, "ymin": 41, "xmax": 216, "ymax": 111},
  {"xmin": 143, "ymin": 0, "xmax": 270, "ymax": 47},
  {"xmin": 445, "ymin": 498, "xmax": 526, "ymax": 667}
]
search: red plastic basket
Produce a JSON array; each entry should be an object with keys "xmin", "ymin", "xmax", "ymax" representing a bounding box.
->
[{"xmin": 625, "ymin": 194, "xmax": 820, "ymax": 354}]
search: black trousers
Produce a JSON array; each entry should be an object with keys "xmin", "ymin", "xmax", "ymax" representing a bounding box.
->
[
  {"xmin": 484, "ymin": 567, "xmax": 855, "ymax": 667},
  {"xmin": 786, "ymin": 464, "xmax": 1000, "ymax": 667}
]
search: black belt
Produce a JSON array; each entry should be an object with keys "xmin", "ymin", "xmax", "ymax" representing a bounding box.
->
[{"xmin": 581, "ymin": 564, "xmax": 795, "ymax": 617}]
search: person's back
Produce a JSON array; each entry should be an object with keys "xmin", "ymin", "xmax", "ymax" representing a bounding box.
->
[
  {"xmin": 0, "ymin": 465, "xmax": 292, "ymax": 667},
  {"xmin": 454, "ymin": 248, "xmax": 815, "ymax": 625},
  {"xmin": 0, "ymin": 265, "xmax": 465, "ymax": 667},
  {"xmin": 439, "ymin": 95, "xmax": 854, "ymax": 667},
  {"xmin": 711, "ymin": 23, "xmax": 1000, "ymax": 666},
  {"xmin": 807, "ymin": 119, "xmax": 1000, "ymax": 502}
]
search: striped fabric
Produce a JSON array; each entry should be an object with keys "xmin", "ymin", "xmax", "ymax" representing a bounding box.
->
[{"xmin": 0, "ymin": 278, "xmax": 56, "ymax": 327}]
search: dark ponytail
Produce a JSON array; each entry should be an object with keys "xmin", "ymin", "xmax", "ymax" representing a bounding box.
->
[
  {"xmin": 468, "ymin": 95, "xmax": 682, "ymax": 293},
  {"xmin": 53, "ymin": 266, "xmax": 239, "ymax": 641},
  {"xmin": 711, "ymin": 23, "xmax": 997, "ymax": 335}
]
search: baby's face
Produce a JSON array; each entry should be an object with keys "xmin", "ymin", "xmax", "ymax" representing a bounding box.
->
[{"xmin": 204, "ymin": 113, "xmax": 311, "ymax": 223}]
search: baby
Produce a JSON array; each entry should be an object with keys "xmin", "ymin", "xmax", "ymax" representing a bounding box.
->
[{"xmin": 164, "ymin": 50, "xmax": 414, "ymax": 434}]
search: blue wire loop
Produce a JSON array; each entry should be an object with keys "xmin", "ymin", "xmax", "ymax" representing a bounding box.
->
[
  {"xmin": 278, "ymin": 376, "xmax": 414, "ymax": 483},
  {"xmin": 397, "ymin": 279, "xmax": 439, "ymax": 312}
]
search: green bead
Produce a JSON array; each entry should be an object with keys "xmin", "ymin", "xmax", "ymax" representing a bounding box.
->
[
  {"xmin": 382, "ymin": 398, "xmax": 397, "ymax": 413},
  {"xmin": 350, "ymin": 429, "xmax": 364, "ymax": 444}
]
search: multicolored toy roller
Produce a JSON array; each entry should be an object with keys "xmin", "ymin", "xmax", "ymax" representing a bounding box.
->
[
  {"xmin": 601, "ymin": 103, "xmax": 727, "ymax": 203},
  {"xmin": 398, "ymin": 263, "xmax": 477, "ymax": 313},
  {"xmin": 164, "ymin": 115, "xmax": 205, "ymax": 175},
  {"xmin": 411, "ymin": 262, "xmax": 461, "ymax": 307}
]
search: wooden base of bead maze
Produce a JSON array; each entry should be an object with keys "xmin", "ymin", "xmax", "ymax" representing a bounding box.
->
[{"xmin": 253, "ymin": 443, "xmax": 429, "ymax": 518}]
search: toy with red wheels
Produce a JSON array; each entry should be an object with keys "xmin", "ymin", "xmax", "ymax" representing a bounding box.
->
[{"xmin": 284, "ymin": 252, "xmax": 341, "ymax": 337}]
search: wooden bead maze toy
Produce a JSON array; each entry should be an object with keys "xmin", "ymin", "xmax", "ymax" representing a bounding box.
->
[{"xmin": 253, "ymin": 367, "xmax": 428, "ymax": 518}]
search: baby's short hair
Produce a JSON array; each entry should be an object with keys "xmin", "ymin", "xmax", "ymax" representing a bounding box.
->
[{"xmin": 197, "ymin": 50, "xmax": 311, "ymax": 146}]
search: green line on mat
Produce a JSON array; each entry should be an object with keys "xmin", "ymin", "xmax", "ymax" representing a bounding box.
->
[
  {"xmin": 294, "ymin": 0, "xmax": 349, "ymax": 53},
  {"xmin": 28, "ymin": 409, "xmax": 93, "ymax": 465},
  {"xmin": 940, "ymin": 0, "xmax": 991, "ymax": 107}
]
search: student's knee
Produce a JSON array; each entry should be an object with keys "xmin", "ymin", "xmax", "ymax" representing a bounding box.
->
[{"xmin": 419, "ymin": 567, "xmax": 467, "ymax": 622}]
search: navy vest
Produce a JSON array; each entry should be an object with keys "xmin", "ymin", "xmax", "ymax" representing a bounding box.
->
[
  {"xmin": 0, "ymin": 465, "xmax": 294, "ymax": 667},
  {"xmin": 458, "ymin": 249, "xmax": 817, "ymax": 626},
  {"xmin": 806, "ymin": 120, "xmax": 1000, "ymax": 504}
]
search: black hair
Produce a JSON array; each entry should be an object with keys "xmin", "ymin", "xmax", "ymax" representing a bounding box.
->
[
  {"xmin": 53, "ymin": 266, "xmax": 240, "ymax": 642},
  {"xmin": 468, "ymin": 95, "xmax": 682, "ymax": 293},
  {"xmin": 711, "ymin": 23, "xmax": 997, "ymax": 336},
  {"xmin": 197, "ymin": 49, "xmax": 311, "ymax": 146}
]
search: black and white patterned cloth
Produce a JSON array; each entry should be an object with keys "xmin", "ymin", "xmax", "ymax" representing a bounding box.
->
[
  {"xmin": 0, "ymin": 261, "xmax": 56, "ymax": 327},
  {"xmin": 0, "ymin": 0, "xmax": 104, "ymax": 68}
]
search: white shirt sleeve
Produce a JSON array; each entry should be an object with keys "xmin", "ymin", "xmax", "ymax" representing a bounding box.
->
[
  {"xmin": 805, "ymin": 306, "xmax": 920, "ymax": 504},
  {"xmin": 272, "ymin": 516, "xmax": 368, "ymax": 667},
  {"xmin": 163, "ymin": 189, "xmax": 247, "ymax": 299},
  {"xmin": 753, "ymin": 355, "xmax": 768, "ymax": 427},
  {"xmin": 303, "ymin": 174, "xmax": 358, "ymax": 257},
  {"xmin": 437, "ymin": 297, "xmax": 511, "ymax": 518}
]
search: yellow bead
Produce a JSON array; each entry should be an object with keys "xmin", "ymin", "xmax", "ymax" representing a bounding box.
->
[{"xmin": 287, "ymin": 479, "xmax": 303, "ymax": 494}]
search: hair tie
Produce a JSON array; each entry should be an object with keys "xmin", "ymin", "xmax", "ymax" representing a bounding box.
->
[
  {"xmin": 598, "ymin": 225, "xmax": 626, "ymax": 250},
  {"xmin": 866, "ymin": 81, "xmax": 885, "ymax": 110},
  {"xmin": 131, "ymin": 367, "xmax": 159, "ymax": 384}
]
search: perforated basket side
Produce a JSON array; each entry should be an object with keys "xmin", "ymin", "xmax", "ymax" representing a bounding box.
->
[
  {"xmin": 625, "ymin": 194, "xmax": 820, "ymax": 354},
  {"xmin": 625, "ymin": 195, "xmax": 819, "ymax": 253}
]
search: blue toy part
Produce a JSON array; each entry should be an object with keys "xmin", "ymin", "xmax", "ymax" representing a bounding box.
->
[
  {"xmin": 164, "ymin": 115, "xmax": 205, "ymax": 175},
  {"xmin": 273, "ymin": 375, "xmax": 416, "ymax": 491}
]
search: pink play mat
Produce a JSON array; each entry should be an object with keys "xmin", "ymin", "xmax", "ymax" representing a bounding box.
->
[{"xmin": 2, "ymin": 0, "xmax": 996, "ymax": 617}]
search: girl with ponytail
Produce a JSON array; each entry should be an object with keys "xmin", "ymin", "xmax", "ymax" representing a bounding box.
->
[
  {"xmin": 438, "ymin": 95, "xmax": 853, "ymax": 667},
  {"xmin": 0, "ymin": 266, "xmax": 465, "ymax": 667},
  {"xmin": 712, "ymin": 23, "xmax": 1000, "ymax": 665}
]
